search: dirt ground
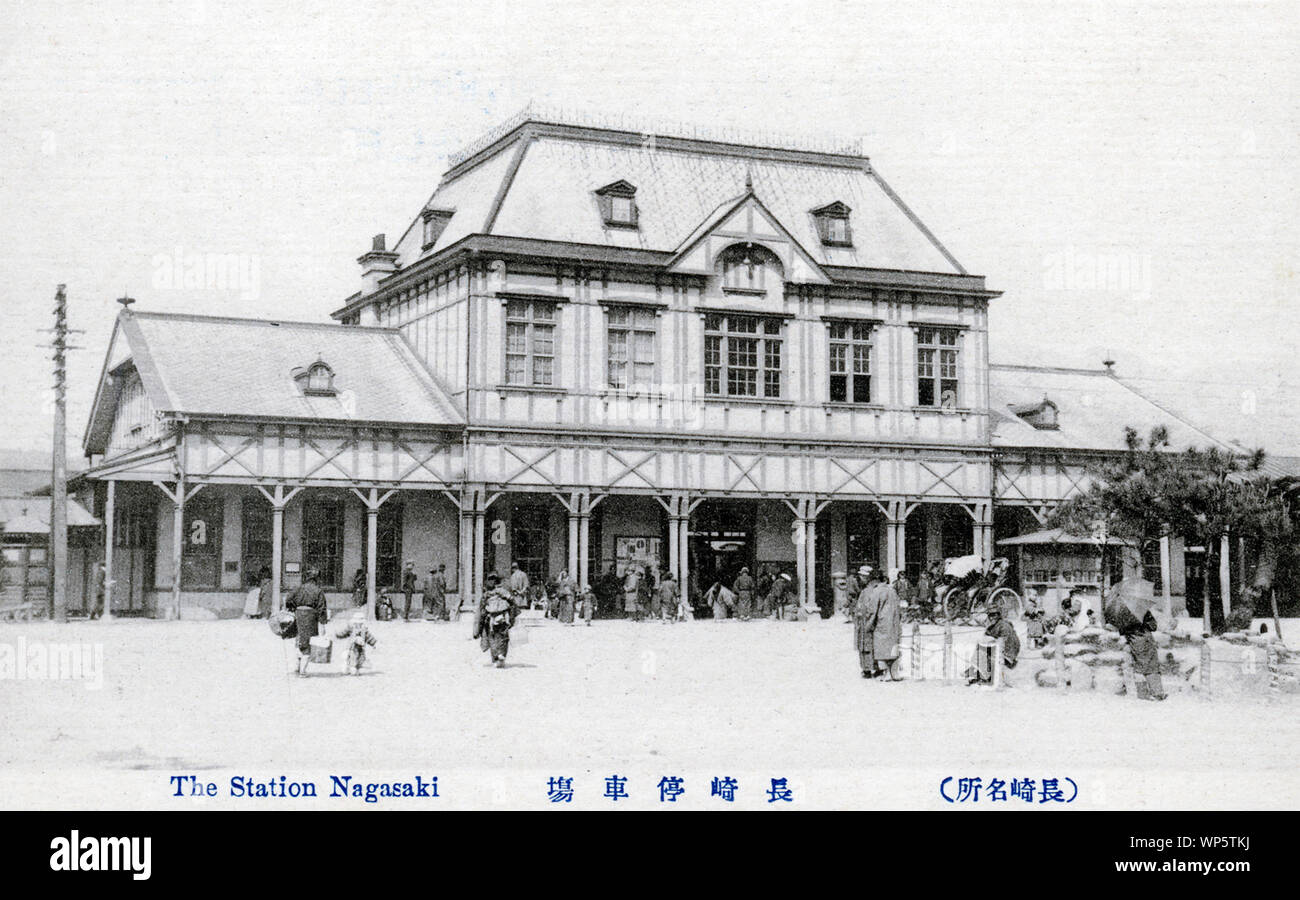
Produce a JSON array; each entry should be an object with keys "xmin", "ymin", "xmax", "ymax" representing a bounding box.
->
[{"xmin": 1, "ymin": 614, "xmax": 1296, "ymax": 809}]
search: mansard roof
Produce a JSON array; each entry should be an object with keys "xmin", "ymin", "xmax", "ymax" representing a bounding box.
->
[
  {"xmin": 390, "ymin": 114, "xmax": 968, "ymax": 277},
  {"xmin": 83, "ymin": 311, "xmax": 464, "ymax": 455}
]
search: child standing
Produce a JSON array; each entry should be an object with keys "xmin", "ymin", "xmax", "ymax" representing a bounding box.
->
[{"xmin": 335, "ymin": 610, "xmax": 377, "ymax": 675}]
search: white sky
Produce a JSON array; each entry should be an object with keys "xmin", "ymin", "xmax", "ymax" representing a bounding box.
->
[{"xmin": 1, "ymin": 0, "xmax": 1296, "ymax": 459}]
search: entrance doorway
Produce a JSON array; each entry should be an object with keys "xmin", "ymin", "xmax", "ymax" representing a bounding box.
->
[{"xmin": 689, "ymin": 499, "xmax": 756, "ymax": 592}]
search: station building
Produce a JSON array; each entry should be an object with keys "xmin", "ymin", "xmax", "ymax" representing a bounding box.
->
[{"xmin": 76, "ymin": 110, "xmax": 1231, "ymax": 618}]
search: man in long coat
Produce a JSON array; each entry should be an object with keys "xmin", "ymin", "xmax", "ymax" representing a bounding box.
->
[
  {"xmin": 853, "ymin": 570, "xmax": 879, "ymax": 677},
  {"xmin": 733, "ymin": 567, "xmax": 755, "ymax": 621},
  {"xmin": 870, "ymin": 574, "xmax": 903, "ymax": 680}
]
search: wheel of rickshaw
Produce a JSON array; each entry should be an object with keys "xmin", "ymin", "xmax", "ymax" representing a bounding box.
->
[{"xmin": 987, "ymin": 587, "xmax": 1022, "ymax": 618}]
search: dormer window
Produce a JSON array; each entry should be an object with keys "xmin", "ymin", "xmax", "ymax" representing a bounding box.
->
[
  {"xmin": 1011, "ymin": 398, "xmax": 1060, "ymax": 430},
  {"xmin": 812, "ymin": 202, "xmax": 853, "ymax": 247},
  {"xmin": 595, "ymin": 181, "xmax": 638, "ymax": 229},
  {"xmin": 292, "ymin": 359, "xmax": 337, "ymax": 397},
  {"xmin": 421, "ymin": 208, "xmax": 455, "ymax": 251}
]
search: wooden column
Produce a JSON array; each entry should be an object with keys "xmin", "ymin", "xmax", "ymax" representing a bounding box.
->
[
  {"xmin": 254, "ymin": 483, "xmax": 302, "ymax": 613},
  {"xmin": 1159, "ymin": 534, "xmax": 1173, "ymax": 618},
  {"xmin": 805, "ymin": 513, "xmax": 817, "ymax": 612},
  {"xmin": 171, "ymin": 477, "xmax": 184, "ymax": 620},
  {"xmin": 458, "ymin": 499, "xmax": 473, "ymax": 619},
  {"xmin": 473, "ymin": 503, "xmax": 486, "ymax": 613},
  {"xmin": 1219, "ymin": 533, "xmax": 1231, "ymax": 622},
  {"xmin": 102, "ymin": 480, "xmax": 115, "ymax": 621},
  {"xmin": 578, "ymin": 494, "xmax": 596, "ymax": 593},
  {"xmin": 566, "ymin": 495, "xmax": 580, "ymax": 582},
  {"xmin": 351, "ymin": 487, "xmax": 397, "ymax": 621},
  {"xmin": 677, "ymin": 497, "xmax": 690, "ymax": 598}
]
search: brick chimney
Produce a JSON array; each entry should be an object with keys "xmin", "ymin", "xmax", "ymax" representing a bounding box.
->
[{"xmin": 358, "ymin": 234, "xmax": 399, "ymax": 297}]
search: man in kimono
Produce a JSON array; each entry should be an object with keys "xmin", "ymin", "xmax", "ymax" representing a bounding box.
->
[
  {"xmin": 768, "ymin": 572, "xmax": 793, "ymax": 620},
  {"xmin": 401, "ymin": 561, "xmax": 419, "ymax": 620},
  {"xmin": 968, "ymin": 603, "xmax": 1020, "ymax": 685},
  {"xmin": 425, "ymin": 564, "xmax": 447, "ymax": 620},
  {"xmin": 508, "ymin": 562, "xmax": 530, "ymax": 605},
  {"xmin": 657, "ymin": 571, "xmax": 679, "ymax": 623},
  {"xmin": 622, "ymin": 566, "xmax": 642, "ymax": 619},
  {"xmin": 733, "ymin": 567, "xmax": 755, "ymax": 622},
  {"xmin": 285, "ymin": 567, "xmax": 329, "ymax": 676}
]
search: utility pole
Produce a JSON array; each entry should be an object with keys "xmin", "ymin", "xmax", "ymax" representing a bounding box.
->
[{"xmin": 50, "ymin": 285, "xmax": 69, "ymax": 623}]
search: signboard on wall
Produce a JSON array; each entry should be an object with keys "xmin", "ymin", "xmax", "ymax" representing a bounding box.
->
[{"xmin": 615, "ymin": 536, "xmax": 660, "ymax": 577}]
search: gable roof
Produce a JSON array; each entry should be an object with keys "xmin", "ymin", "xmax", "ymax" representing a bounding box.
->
[
  {"xmin": 392, "ymin": 117, "xmax": 967, "ymax": 277},
  {"xmin": 0, "ymin": 496, "xmax": 98, "ymax": 533},
  {"xmin": 989, "ymin": 365, "xmax": 1234, "ymax": 452},
  {"xmin": 84, "ymin": 311, "xmax": 464, "ymax": 454}
]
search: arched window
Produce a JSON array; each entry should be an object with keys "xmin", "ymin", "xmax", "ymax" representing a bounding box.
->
[
  {"xmin": 293, "ymin": 358, "xmax": 337, "ymax": 397},
  {"xmin": 718, "ymin": 244, "xmax": 781, "ymax": 293}
]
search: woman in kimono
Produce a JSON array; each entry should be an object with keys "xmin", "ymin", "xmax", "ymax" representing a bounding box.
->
[
  {"xmin": 284, "ymin": 567, "xmax": 329, "ymax": 676},
  {"xmin": 475, "ymin": 575, "xmax": 518, "ymax": 668},
  {"xmin": 555, "ymin": 570, "xmax": 576, "ymax": 625}
]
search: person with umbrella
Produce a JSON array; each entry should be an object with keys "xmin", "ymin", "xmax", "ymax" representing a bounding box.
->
[{"xmin": 1104, "ymin": 596, "xmax": 1167, "ymax": 701}]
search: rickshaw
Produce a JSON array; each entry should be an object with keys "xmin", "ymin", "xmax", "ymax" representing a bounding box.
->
[{"xmin": 931, "ymin": 555, "xmax": 1021, "ymax": 627}]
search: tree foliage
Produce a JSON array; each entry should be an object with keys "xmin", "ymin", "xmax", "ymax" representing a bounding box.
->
[{"xmin": 1048, "ymin": 427, "xmax": 1293, "ymax": 630}]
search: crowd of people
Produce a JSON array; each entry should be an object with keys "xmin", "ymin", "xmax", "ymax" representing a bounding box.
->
[{"xmin": 263, "ymin": 552, "xmax": 1171, "ymax": 699}]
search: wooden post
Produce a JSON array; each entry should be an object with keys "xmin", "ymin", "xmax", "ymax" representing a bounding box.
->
[
  {"xmin": 566, "ymin": 494, "xmax": 580, "ymax": 583},
  {"xmin": 170, "ymin": 488, "xmax": 184, "ymax": 620},
  {"xmin": 1159, "ymin": 534, "xmax": 1172, "ymax": 619},
  {"xmin": 993, "ymin": 636, "xmax": 1004, "ymax": 689},
  {"xmin": 942, "ymin": 617, "xmax": 954, "ymax": 684},
  {"xmin": 365, "ymin": 505, "xmax": 378, "ymax": 620},
  {"xmin": 807, "ymin": 512, "xmax": 818, "ymax": 616},
  {"xmin": 1219, "ymin": 534, "xmax": 1232, "ymax": 623},
  {"xmin": 678, "ymin": 500, "xmax": 690, "ymax": 602},
  {"xmin": 910, "ymin": 623, "xmax": 922, "ymax": 681},
  {"xmin": 351, "ymin": 487, "xmax": 396, "ymax": 621},
  {"xmin": 457, "ymin": 505, "xmax": 473, "ymax": 621},
  {"xmin": 254, "ymin": 483, "xmax": 301, "ymax": 615},
  {"xmin": 271, "ymin": 502, "xmax": 284, "ymax": 611},
  {"xmin": 1200, "ymin": 640, "xmax": 1212, "ymax": 698},
  {"xmin": 1266, "ymin": 642, "xmax": 1280, "ymax": 698},
  {"xmin": 102, "ymin": 479, "xmax": 115, "ymax": 622},
  {"xmin": 578, "ymin": 501, "xmax": 591, "ymax": 593},
  {"xmin": 473, "ymin": 505, "xmax": 486, "ymax": 617}
]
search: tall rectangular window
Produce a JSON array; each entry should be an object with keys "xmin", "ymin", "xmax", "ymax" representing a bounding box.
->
[
  {"xmin": 241, "ymin": 493, "xmax": 274, "ymax": 583},
  {"xmin": 504, "ymin": 299, "xmax": 556, "ymax": 387},
  {"xmin": 704, "ymin": 314, "xmax": 782, "ymax": 399},
  {"xmin": 302, "ymin": 494, "xmax": 345, "ymax": 588},
  {"xmin": 916, "ymin": 327, "xmax": 959, "ymax": 407},
  {"xmin": 829, "ymin": 321, "xmax": 872, "ymax": 403},
  {"xmin": 606, "ymin": 306, "xmax": 656, "ymax": 389}
]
